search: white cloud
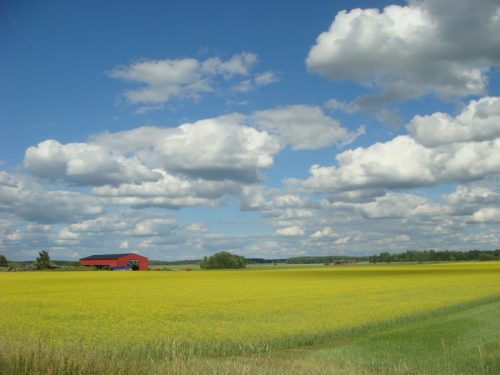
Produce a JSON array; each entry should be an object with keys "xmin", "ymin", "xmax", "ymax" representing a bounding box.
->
[
  {"xmin": 472, "ymin": 207, "xmax": 500, "ymax": 223},
  {"xmin": 334, "ymin": 236, "xmax": 350, "ymax": 245},
  {"xmin": 24, "ymin": 140, "xmax": 161, "ymax": 186},
  {"xmin": 56, "ymin": 228, "xmax": 81, "ymax": 245},
  {"xmin": 91, "ymin": 171, "xmax": 235, "ymax": 209},
  {"xmin": 276, "ymin": 225, "xmax": 305, "ymax": 236},
  {"xmin": 407, "ymin": 97, "xmax": 500, "ymax": 147},
  {"xmin": 202, "ymin": 52, "xmax": 257, "ymax": 78},
  {"xmin": 145, "ymin": 116, "xmax": 279, "ymax": 182},
  {"xmin": 110, "ymin": 58, "xmax": 207, "ymax": 105},
  {"xmin": 328, "ymin": 189, "xmax": 386, "ymax": 203},
  {"xmin": 69, "ymin": 211, "xmax": 136, "ymax": 233},
  {"xmin": 6, "ymin": 231, "xmax": 22, "ymax": 242},
  {"xmin": 110, "ymin": 52, "xmax": 264, "ymax": 109},
  {"xmin": 254, "ymin": 71, "xmax": 279, "ymax": 86},
  {"xmin": 0, "ymin": 171, "xmax": 103, "ymax": 224},
  {"xmin": 25, "ymin": 106, "xmax": 356, "ymax": 194},
  {"xmin": 357, "ymin": 193, "xmax": 444, "ymax": 219},
  {"xmin": 307, "ymin": 0, "xmax": 500, "ymax": 105},
  {"xmin": 239, "ymin": 185, "xmax": 267, "ymax": 210},
  {"xmin": 325, "ymin": 99, "xmax": 359, "ymax": 114},
  {"xmin": 296, "ymin": 119, "xmax": 500, "ymax": 194},
  {"xmin": 232, "ymin": 79, "xmax": 253, "ymax": 93},
  {"xmin": 231, "ymin": 71, "xmax": 279, "ymax": 93},
  {"xmin": 24, "ymin": 115, "xmax": 281, "ymax": 187},
  {"xmin": 311, "ymin": 227, "xmax": 336, "ymax": 238},
  {"xmin": 129, "ymin": 218, "xmax": 177, "ymax": 236},
  {"xmin": 101, "ymin": 115, "xmax": 279, "ymax": 183},
  {"xmin": 443, "ymin": 185, "xmax": 500, "ymax": 206},
  {"xmin": 253, "ymin": 105, "xmax": 363, "ymax": 150},
  {"xmin": 297, "ymin": 136, "xmax": 434, "ymax": 192}
]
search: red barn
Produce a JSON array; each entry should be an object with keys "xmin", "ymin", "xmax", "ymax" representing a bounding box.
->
[{"xmin": 79, "ymin": 253, "xmax": 149, "ymax": 271}]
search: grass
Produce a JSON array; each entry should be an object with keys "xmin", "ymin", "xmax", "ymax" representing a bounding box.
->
[
  {"xmin": 195, "ymin": 298, "xmax": 499, "ymax": 375},
  {"xmin": 0, "ymin": 262, "xmax": 498, "ymax": 374}
]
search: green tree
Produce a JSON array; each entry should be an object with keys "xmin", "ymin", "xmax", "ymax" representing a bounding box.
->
[
  {"xmin": 36, "ymin": 250, "xmax": 51, "ymax": 269},
  {"xmin": 200, "ymin": 251, "xmax": 246, "ymax": 269},
  {"xmin": 0, "ymin": 254, "xmax": 8, "ymax": 267}
]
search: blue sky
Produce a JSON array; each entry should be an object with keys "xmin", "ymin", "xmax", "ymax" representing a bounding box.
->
[{"xmin": 1, "ymin": 0, "xmax": 500, "ymax": 261}]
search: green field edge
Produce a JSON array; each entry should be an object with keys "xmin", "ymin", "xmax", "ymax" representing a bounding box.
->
[
  {"xmin": 283, "ymin": 293, "xmax": 500, "ymax": 353},
  {"xmin": 206, "ymin": 298, "xmax": 500, "ymax": 375}
]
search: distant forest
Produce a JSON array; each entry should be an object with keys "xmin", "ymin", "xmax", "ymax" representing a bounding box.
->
[
  {"xmin": 285, "ymin": 250, "xmax": 500, "ymax": 264},
  {"xmin": 368, "ymin": 249, "xmax": 500, "ymax": 263},
  {"xmin": 144, "ymin": 250, "xmax": 500, "ymax": 265}
]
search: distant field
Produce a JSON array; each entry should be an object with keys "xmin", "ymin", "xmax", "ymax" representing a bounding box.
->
[
  {"xmin": 0, "ymin": 262, "xmax": 499, "ymax": 374},
  {"xmin": 149, "ymin": 262, "xmax": 336, "ymax": 270}
]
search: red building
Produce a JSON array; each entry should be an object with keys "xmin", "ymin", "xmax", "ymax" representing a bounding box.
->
[{"xmin": 79, "ymin": 253, "xmax": 149, "ymax": 271}]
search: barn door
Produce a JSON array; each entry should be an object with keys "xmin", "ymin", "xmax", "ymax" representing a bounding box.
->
[{"xmin": 127, "ymin": 260, "xmax": 140, "ymax": 270}]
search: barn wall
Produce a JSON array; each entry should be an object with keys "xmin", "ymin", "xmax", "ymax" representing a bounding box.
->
[
  {"xmin": 116, "ymin": 254, "xmax": 149, "ymax": 270},
  {"xmin": 80, "ymin": 259, "xmax": 119, "ymax": 267},
  {"xmin": 80, "ymin": 254, "xmax": 149, "ymax": 270}
]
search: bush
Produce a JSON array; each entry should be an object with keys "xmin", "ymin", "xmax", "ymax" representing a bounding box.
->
[{"xmin": 200, "ymin": 251, "xmax": 246, "ymax": 269}]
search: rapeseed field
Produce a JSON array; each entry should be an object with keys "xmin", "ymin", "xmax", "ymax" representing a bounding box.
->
[{"xmin": 0, "ymin": 262, "xmax": 499, "ymax": 373}]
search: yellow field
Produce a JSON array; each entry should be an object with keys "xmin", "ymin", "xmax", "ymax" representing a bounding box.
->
[{"xmin": 1, "ymin": 262, "xmax": 499, "ymax": 358}]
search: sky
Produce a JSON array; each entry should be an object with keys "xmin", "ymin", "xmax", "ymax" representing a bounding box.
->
[{"xmin": 1, "ymin": 0, "xmax": 500, "ymax": 261}]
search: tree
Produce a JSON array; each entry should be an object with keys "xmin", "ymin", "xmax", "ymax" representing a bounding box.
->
[
  {"xmin": 0, "ymin": 254, "xmax": 8, "ymax": 267},
  {"xmin": 200, "ymin": 251, "xmax": 246, "ymax": 269},
  {"xmin": 36, "ymin": 250, "xmax": 51, "ymax": 269}
]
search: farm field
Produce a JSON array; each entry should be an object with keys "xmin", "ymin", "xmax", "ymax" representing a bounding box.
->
[{"xmin": 0, "ymin": 262, "xmax": 499, "ymax": 374}]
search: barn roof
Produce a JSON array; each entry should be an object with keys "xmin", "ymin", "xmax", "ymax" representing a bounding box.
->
[{"xmin": 80, "ymin": 253, "xmax": 146, "ymax": 260}]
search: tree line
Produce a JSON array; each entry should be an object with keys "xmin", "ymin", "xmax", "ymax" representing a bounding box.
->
[
  {"xmin": 369, "ymin": 249, "xmax": 500, "ymax": 263},
  {"xmin": 286, "ymin": 256, "xmax": 369, "ymax": 264}
]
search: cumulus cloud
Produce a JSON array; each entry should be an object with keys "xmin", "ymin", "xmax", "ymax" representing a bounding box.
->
[
  {"xmin": 129, "ymin": 217, "xmax": 178, "ymax": 236},
  {"xmin": 24, "ymin": 140, "xmax": 161, "ymax": 186},
  {"xmin": 252, "ymin": 105, "xmax": 363, "ymax": 150},
  {"xmin": 328, "ymin": 189, "xmax": 386, "ymax": 203},
  {"xmin": 297, "ymin": 136, "xmax": 500, "ymax": 193},
  {"xmin": 96, "ymin": 115, "xmax": 281, "ymax": 184},
  {"xmin": 311, "ymin": 227, "xmax": 336, "ymax": 238},
  {"xmin": 24, "ymin": 115, "xmax": 281, "ymax": 188},
  {"xmin": 0, "ymin": 171, "xmax": 103, "ymax": 224},
  {"xmin": 25, "ymin": 106, "xmax": 355, "ymax": 192},
  {"xmin": 140, "ymin": 116, "xmax": 279, "ymax": 182},
  {"xmin": 66, "ymin": 211, "xmax": 177, "ymax": 238},
  {"xmin": 307, "ymin": 0, "xmax": 500, "ymax": 106},
  {"xmin": 295, "ymin": 96, "xmax": 500, "ymax": 194},
  {"xmin": 297, "ymin": 136, "xmax": 434, "ymax": 192},
  {"xmin": 472, "ymin": 207, "xmax": 500, "ymax": 223},
  {"xmin": 92, "ymin": 171, "xmax": 239, "ymax": 209},
  {"xmin": 356, "ymin": 193, "xmax": 444, "ymax": 219},
  {"xmin": 276, "ymin": 225, "xmax": 305, "ymax": 236},
  {"xmin": 439, "ymin": 185, "xmax": 500, "ymax": 217},
  {"xmin": 443, "ymin": 185, "xmax": 500, "ymax": 206},
  {"xmin": 407, "ymin": 97, "xmax": 500, "ymax": 147}
]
